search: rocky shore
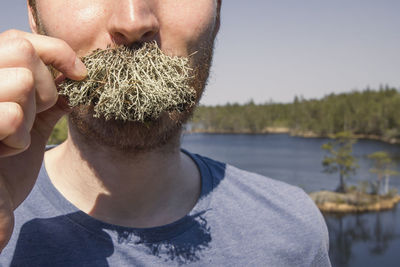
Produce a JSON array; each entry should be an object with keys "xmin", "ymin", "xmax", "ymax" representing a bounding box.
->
[{"xmin": 309, "ymin": 190, "xmax": 400, "ymax": 213}]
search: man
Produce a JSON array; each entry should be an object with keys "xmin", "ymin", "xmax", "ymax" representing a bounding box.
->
[{"xmin": 0, "ymin": 0, "xmax": 331, "ymax": 266}]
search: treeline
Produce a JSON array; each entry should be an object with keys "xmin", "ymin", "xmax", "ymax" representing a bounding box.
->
[
  {"xmin": 49, "ymin": 86, "xmax": 400, "ymax": 144},
  {"xmin": 190, "ymin": 86, "xmax": 400, "ymax": 141}
]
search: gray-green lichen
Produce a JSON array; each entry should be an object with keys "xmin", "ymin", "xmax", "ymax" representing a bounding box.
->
[{"xmin": 58, "ymin": 42, "xmax": 196, "ymax": 122}]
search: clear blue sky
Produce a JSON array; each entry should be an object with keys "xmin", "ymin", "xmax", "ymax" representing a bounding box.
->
[{"xmin": 1, "ymin": 1, "xmax": 399, "ymax": 105}]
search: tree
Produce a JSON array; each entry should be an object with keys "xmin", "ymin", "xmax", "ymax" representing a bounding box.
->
[
  {"xmin": 48, "ymin": 116, "xmax": 68, "ymax": 145},
  {"xmin": 322, "ymin": 132, "xmax": 359, "ymax": 192},
  {"xmin": 368, "ymin": 151, "xmax": 399, "ymax": 195}
]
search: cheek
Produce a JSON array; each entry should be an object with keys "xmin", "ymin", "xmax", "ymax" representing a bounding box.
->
[
  {"xmin": 37, "ymin": 1, "xmax": 107, "ymax": 54},
  {"xmin": 37, "ymin": 0, "xmax": 217, "ymax": 57},
  {"xmin": 159, "ymin": 0, "xmax": 217, "ymax": 55}
]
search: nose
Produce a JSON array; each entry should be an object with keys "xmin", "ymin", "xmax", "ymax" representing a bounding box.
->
[{"xmin": 107, "ymin": 0, "xmax": 160, "ymax": 46}]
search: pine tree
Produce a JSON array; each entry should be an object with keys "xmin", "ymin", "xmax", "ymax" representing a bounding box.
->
[
  {"xmin": 322, "ymin": 132, "xmax": 359, "ymax": 192},
  {"xmin": 368, "ymin": 151, "xmax": 399, "ymax": 195}
]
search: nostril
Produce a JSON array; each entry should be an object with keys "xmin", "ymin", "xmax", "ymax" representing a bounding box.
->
[
  {"xmin": 107, "ymin": 3, "xmax": 160, "ymax": 46},
  {"xmin": 141, "ymin": 31, "xmax": 155, "ymax": 41},
  {"xmin": 111, "ymin": 32, "xmax": 126, "ymax": 45},
  {"xmin": 111, "ymin": 30, "xmax": 156, "ymax": 47},
  {"xmin": 129, "ymin": 42, "xmax": 145, "ymax": 50}
]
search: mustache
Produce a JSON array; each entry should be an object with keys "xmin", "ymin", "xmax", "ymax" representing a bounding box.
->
[{"xmin": 58, "ymin": 41, "xmax": 196, "ymax": 122}]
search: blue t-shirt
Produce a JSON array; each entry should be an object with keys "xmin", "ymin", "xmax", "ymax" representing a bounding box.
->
[{"xmin": 0, "ymin": 150, "xmax": 331, "ymax": 266}]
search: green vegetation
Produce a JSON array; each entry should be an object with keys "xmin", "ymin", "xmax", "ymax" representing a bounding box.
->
[
  {"xmin": 368, "ymin": 151, "xmax": 399, "ymax": 195},
  {"xmin": 191, "ymin": 100, "xmax": 290, "ymax": 133},
  {"xmin": 191, "ymin": 86, "xmax": 400, "ymax": 142},
  {"xmin": 314, "ymin": 135, "xmax": 400, "ymax": 213},
  {"xmin": 321, "ymin": 132, "xmax": 359, "ymax": 192},
  {"xmin": 50, "ymin": 86, "xmax": 400, "ymax": 145},
  {"xmin": 48, "ymin": 116, "xmax": 68, "ymax": 145},
  {"xmin": 314, "ymin": 142, "xmax": 400, "ymax": 213},
  {"xmin": 309, "ymin": 190, "xmax": 400, "ymax": 213},
  {"xmin": 319, "ymin": 134, "xmax": 399, "ymax": 197}
]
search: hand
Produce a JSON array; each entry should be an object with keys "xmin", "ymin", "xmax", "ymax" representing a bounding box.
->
[{"xmin": 0, "ymin": 30, "xmax": 87, "ymax": 252}]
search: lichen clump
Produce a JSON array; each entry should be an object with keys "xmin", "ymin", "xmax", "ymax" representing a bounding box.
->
[{"xmin": 58, "ymin": 42, "xmax": 196, "ymax": 122}]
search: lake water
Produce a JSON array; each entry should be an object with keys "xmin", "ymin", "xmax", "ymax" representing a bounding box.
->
[{"xmin": 181, "ymin": 133, "xmax": 400, "ymax": 267}]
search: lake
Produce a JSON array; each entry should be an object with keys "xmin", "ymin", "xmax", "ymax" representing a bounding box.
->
[{"xmin": 181, "ymin": 133, "xmax": 400, "ymax": 267}]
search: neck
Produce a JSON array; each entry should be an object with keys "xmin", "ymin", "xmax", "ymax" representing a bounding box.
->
[{"xmin": 44, "ymin": 128, "xmax": 201, "ymax": 228}]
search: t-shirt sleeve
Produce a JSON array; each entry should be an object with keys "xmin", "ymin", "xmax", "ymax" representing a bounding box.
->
[
  {"xmin": 284, "ymin": 185, "xmax": 332, "ymax": 267},
  {"xmin": 310, "ymin": 226, "xmax": 331, "ymax": 267},
  {"xmin": 308, "ymin": 193, "xmax": 331, "ymax": 267}
]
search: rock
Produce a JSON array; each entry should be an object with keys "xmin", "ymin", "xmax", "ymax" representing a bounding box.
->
[{"xmin": 309, "ymin": 190, "xmax": 400, "ymax": 213}]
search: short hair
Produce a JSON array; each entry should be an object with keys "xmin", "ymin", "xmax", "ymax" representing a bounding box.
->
[
  {"xmin": 28, "ymin": 0, "xmax": 39, "ymax": 28},
  {"xmin": 28, "ymin": 0, "xmax": 35, "ymax": 9}
]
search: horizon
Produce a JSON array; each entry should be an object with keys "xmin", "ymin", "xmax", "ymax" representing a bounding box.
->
[{"xmin": 199, "ymin": 85, "xmax": 400, "ymax": 106}]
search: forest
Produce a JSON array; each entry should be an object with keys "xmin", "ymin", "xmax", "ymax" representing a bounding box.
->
[
  {"xmin": 190, "ymin": 86, "xmax": 400, "ymax": 143},
  {"xmin": 49, "ymin": 86, "xmax": 400, "ymax": 144}
]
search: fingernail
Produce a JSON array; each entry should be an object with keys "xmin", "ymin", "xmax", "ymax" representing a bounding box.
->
[{"xmin": 74, "ymin": 57, "xmax": 88, "ymax": 79}]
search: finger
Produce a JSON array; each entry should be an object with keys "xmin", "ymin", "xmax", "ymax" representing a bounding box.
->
[
  {"xmin": 0, "ymin": 30, "xmax": 87, "ymax": 81},
  {"xmin": 0, "ymin": 142, "xmax": 26, "ymax": 158},
  {"xmin": 0, "ymin": 68, "xmax": 36, "ymax": 130},
  {"xmin": 0, "ymin": 177, "xmax": 14, "ymax": 251},
  {"xmin": 0, "ymin": 39, "xmax": 58, "ymax": 113},
  {"xmin": 33, "ymin": 96, "xmax": 72, "ymax": 142},
  {"xmin": 0, "ymin": 102, "xmax": 30, "ymax": 152}
]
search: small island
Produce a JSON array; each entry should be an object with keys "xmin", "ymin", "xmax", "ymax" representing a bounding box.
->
[
  {"xmin": 308, "ymin": 133, "xmax": 400, "ymax": 213},
  {"xmin": 309, "ymin": 190, "xmax": 400, "ymax": 213}
]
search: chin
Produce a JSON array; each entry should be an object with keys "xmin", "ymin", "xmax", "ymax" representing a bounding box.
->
[{"xmin": 68, "ymin": 104, "xmax": 194, "ymax": 153}]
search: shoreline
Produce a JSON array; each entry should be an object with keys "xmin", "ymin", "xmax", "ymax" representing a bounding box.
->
[
  {"xmin": 309, "ymin": 190, "xmax": 400, "ymax": 213},
  {"xmin": 185, "ymin": 127, "xmax": 400, "ymax": 145}
]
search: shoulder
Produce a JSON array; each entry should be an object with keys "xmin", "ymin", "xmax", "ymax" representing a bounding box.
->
[
  {"xmin": 195, "ymin": 152, "xmax": 322, "ymax": 220},
  {"xmin": 222, "ymin": 163, "xmax": 328, "ymax": 237},
  {"xmin": 192, "ymin": 152, "xmax": 331, "ymax": 266}
]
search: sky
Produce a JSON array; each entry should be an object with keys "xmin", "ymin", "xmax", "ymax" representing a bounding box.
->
[{"xmin": 1, "ymin": 1, "xmax": 399, "ymax": 105}]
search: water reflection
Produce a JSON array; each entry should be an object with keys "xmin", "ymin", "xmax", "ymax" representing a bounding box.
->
[{"xmin": 324, "ymin": 206, "xmax": 399, "ymax": 267}]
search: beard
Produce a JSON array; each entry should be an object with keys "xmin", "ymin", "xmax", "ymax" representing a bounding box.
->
[{"xmin": 63, "ymin": 41, "xmax": 213, "ymax": 153}]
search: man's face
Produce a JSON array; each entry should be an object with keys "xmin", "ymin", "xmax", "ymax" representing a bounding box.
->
[{"xmin": 29, "ymin": 0, "xmax": 220, "ymax": 152}]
